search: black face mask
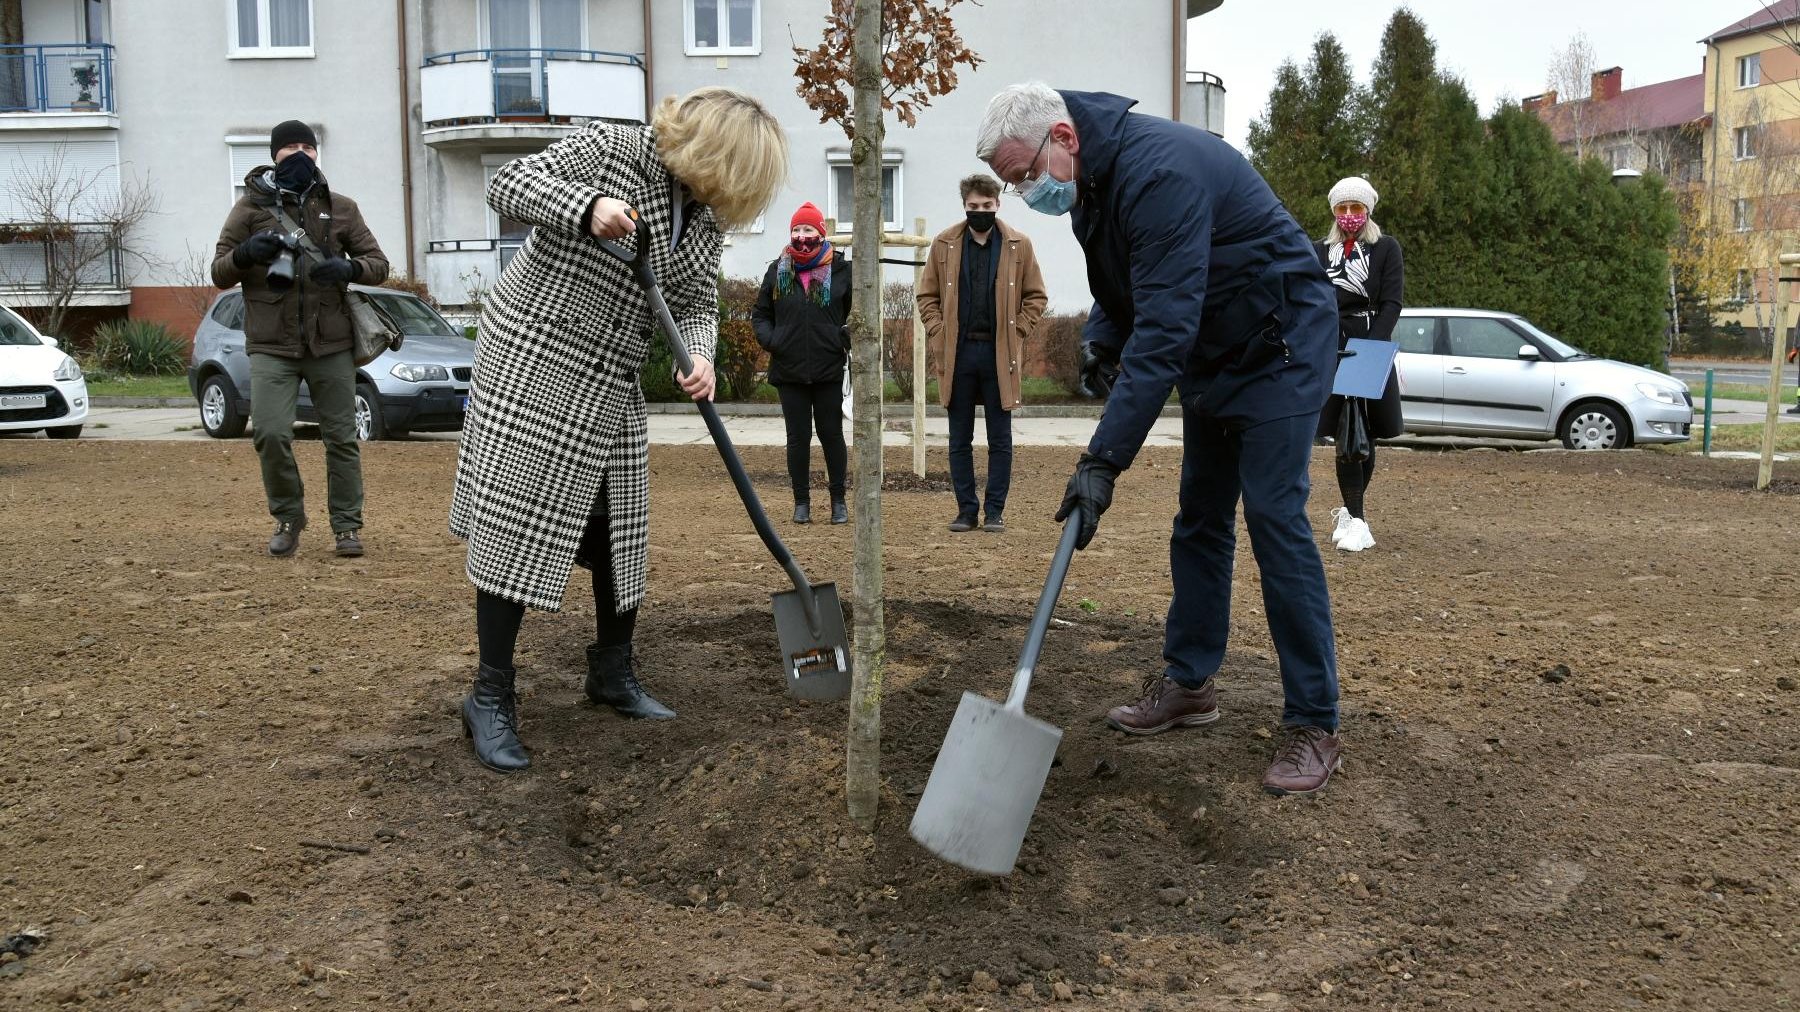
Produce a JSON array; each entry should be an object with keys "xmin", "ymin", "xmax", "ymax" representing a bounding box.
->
[
  {"xmin": 273, "ymin": 151, "xmax": 317, "ymax": 192},
  {"xmin": 965, "ymin": 210, "xmax": 997, "ymax": 233}
]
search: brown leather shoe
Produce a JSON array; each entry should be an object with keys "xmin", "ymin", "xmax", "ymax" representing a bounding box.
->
[
  {"xmin": 1261, "ymin": 724, "xmax": 1343, "ymax": 797},
  {"xmin": 1105, "ymin": 675, "xmax": 1219, "ymax": 735}
]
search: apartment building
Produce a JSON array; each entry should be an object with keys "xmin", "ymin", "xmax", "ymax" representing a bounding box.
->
[
  {"xmin": 1526, "ymin": 68, "xmax": 1707, "ymax": 185},
  {"xmin": 0, "ymin": 0, "xmax": 1229, "ymax": 339}
]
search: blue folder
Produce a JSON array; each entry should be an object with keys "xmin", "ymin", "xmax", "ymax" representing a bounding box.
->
[{"xmin": 1331, "ymin": 338, "xmax": 1400, "ymax": 398}]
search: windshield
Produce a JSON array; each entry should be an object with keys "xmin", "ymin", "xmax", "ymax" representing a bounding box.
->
[
  {"xmin": 367, "ymin": 293, "xmax": 459, "ymax": 338},
  {"xmin": 1511, "ymin": 317, "xmax": 1588, "ymax": 358},
  {"xmin": 0, "ymin": 306, "xmax": 44, "ymax": 346}
]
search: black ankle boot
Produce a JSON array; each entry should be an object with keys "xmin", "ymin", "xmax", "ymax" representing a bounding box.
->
[
  {"xmin": 830, "ymin": 497, "xmax": 848, "ymax": 525},
  {"xmin": 462, "ymin": 662, "xmax": 529, "ymax": 773},
  {"xmin": 585, "ymin": 643, "xmax": 675, "ymax": 720},
  {"xmin": 793, "ymin": 502, "xmax": 811, "ymax": 525}
]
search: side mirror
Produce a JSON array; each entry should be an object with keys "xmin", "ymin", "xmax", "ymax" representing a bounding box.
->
[
  {"xmin": 43, "ymin": 335, "xmax": 58, "ymax": 348},
  {"xmin": 1517, "ymin": 344, "xmax": 1541, "ymax": 361}
]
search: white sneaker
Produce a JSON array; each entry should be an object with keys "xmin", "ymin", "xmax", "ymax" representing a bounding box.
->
[
  {"xmin": 1336, "ymin": 517, "xmax": 1375, "ymax": 552},
  {"xmin": 1328, "ymin": 507, "xmax": 1354, "ymax": 544}
]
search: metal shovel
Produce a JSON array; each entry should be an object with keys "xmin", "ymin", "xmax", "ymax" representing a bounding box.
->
[
  {"xmin": 598, "ymin": 214, "xmax": 851, "ymax": 701},
  {"xmin": 908, "ymin": 517, "xmax": 1081, "ymax": 874}
]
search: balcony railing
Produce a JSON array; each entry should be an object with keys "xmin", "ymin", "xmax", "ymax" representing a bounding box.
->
[
  {"xmin": 0, "ymin": 223, "xmax": 125, "ymax": 291},
  {"xmin": 1182, "ymin": 70, "xmax": 1226, "ymax": 138},
  {"xmin": 0, "ymin": 44, "xmax": 116, "ymax": 115},
  {"xmin": 421, "ymin": 49, "xmax": 645, "ymax": 128}
]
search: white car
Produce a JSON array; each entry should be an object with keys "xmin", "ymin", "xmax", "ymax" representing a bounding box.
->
[
  {"xmin": 0, "ymin": 305, "xmax": 88, "ymax": 439},
  {"xmin": 1394, "ymin": 308, "xmax": 1692, "ymax": 449}
]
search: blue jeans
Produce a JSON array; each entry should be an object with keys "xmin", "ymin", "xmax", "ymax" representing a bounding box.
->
[
  {"xmin": 946, "ymin": 340, "xmax": 1012, "ymax": 519},
  {"xmin": 1162, "ymin": 409, "xmax": 1339, "ymax": 731}
]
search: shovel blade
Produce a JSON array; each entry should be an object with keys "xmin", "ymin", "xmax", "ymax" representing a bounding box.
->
[
  {"xmin": 772, "ymin": 582, "xmax": 851, "ymax": 701},
  {"xmin": 909, "ymin": 691, "xmax": 1063, "ymax": 875}
]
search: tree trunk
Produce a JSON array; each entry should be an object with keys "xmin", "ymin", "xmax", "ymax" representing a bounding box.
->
[
  {"xmin": 1, "ymin": 0, "xmax": 26, "ymax": 113},
  {"xmin": 845, "ymin": 0, "xmax": 886, "ymax": 832}
]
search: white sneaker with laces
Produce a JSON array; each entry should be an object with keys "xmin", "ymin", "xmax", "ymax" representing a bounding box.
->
[
  {"xmin": 1336, "ymin": 517, "xmax": 1375, "ymax": 552},
  {"xmin": 1328, "ymin": 507, "xmax": 1354, "ymax": 544}
]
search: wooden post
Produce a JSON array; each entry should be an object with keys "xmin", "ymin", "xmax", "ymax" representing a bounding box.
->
[
  {"xmin": 911, "ymin": 216, "xmax": 927, "ymax": 477},
  {"xmin": 1760, "ymin": 254, "xmax": 1800, "ymax": 490}
]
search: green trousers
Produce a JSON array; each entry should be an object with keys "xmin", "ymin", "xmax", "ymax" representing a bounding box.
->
[{"xmin": 250, "ymin": 350, "xmax": 362, "ymax": 533}]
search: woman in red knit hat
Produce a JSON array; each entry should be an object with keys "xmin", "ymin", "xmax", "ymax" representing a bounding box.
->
[{"xmin": 751, "ymin": 201, "xmax": 853, "ymax": 524}]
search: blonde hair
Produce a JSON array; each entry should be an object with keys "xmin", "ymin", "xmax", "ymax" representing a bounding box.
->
[
  {"xmin": 654, "ymin": 87, "xmax": 787, "ymax": 231},
  {"xmin": 1324, "ymin": 217, "xmax": 1383, "ymax": 245}
]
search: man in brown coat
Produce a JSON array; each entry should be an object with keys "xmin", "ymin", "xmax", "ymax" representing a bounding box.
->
[
  {"xmin": 212, "ymin": 120, "xmax": 388, "ymax": 558},
  {"xmin": 916, "ymin": 173, "xmax": 1049, "ymax": 533}
]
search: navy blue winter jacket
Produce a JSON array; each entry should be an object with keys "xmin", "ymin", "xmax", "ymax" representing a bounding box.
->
[{"xmin": 1061, "ymin": 90, "xmax": 1338, "ymax": 469}]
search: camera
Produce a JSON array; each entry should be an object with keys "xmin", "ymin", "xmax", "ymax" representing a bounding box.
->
[{"xmin": 263, "ymin": 230, "xmax": 305, "ymax": 291}]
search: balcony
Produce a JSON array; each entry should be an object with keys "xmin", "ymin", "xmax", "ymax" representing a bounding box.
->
[
  {"xmin": 0, "ymin": 222, "xmax": 128, "ymax": 307},
  {"xmin": 0, "ymin": 44, "xmax": 117, "ymax": 130},
  {"xmin": 421, "ymin": 48, "xmax": 645, "ymax": 149},
  {"xmin": 1182, "ymin": 71, "xmax": 1225, "ymax": 138}
]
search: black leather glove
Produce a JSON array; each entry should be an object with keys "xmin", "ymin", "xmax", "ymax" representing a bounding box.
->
[
  {"xmin": 1078, "ymin": 341, "xmax": 1122, "ymax": 400},
  {"xmin": 309, "ymin": 256, "xmax": 359, "ymax": 285},
  {"xmin": 231, "ymin": 230, "xmax": 287, "ymax": 269},
  {"xmin": 1053, "ymin": 453, "xmax": 1121, "ymax": 550}
]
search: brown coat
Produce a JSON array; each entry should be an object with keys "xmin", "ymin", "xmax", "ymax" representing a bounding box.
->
[
  {"xmin": 211, "ymin": 167, "xmax": 390, "ymax": 359},
  {"xmin": 916, "ymin": 218, "xmax": 1048, "ymax": 410}
]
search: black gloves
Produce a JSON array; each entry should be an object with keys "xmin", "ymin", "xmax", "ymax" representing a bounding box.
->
[
  {"xmin": 1054, "ymin": 453, "xmax": 1121, "ymax": 550},
  {"xmin": 309, "ymin": 256, "xmax": 359, "ymax": 285},
  {"xmin": 1078, "ymin": 341, "xmax": 1122, "ymax": 400},
  {"xmin": 231, "ymin": 230, "xmax": 286, "ymax": 269}
]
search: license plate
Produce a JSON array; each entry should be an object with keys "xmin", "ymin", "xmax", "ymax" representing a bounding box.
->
[{"xmin": 0, "ymin": 393, "xmax": 47, "ymax": 410}]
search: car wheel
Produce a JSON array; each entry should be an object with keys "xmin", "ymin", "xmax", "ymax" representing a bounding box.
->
[
  {"xmin": 1560, "ymin": 401, "xmax": 1629, "ymax": 450},
  {"xmin": 199, "ymin": 374, "xmax": 248, "ymax": 438},
  {"xmin": 354, "ymin": 383, "xmax": 386, "ymax": 441},
  {"xmin": 46, "ymin": 424, "xmax": 83, "ymax": 439}
]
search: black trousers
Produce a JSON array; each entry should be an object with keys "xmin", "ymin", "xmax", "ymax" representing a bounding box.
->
[
  {"xmin": 475, "ymin": 485, "xmax": 637, "ymax": 671},
  {"xmin": 776, "ymin": 380, "xmax": 847, "ymax": 504}
]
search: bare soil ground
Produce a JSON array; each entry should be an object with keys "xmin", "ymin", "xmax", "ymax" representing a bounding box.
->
[{"xmin": 2, "ymin": 440, "xmax": 1798, "ymax": 1011}]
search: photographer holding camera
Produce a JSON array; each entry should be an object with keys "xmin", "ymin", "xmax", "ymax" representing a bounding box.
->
[{"xmin": 212, "ymin": 120, "xmax": 389, "ymax": 558}]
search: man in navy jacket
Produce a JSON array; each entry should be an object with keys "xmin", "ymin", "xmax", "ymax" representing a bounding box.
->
[{"xmin": 977, "ymin": 83, "xmax": 1344, "ymax": 796}]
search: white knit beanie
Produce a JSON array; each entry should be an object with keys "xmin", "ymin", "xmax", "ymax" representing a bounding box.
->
[{"xmin": 1328, "ymin": 176, "xmax": 1378, "ymax": 211}]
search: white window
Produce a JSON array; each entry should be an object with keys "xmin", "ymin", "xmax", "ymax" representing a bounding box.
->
[
  {"xmin": 1739, "ymin": 54, "xmax": 1762, "ymax": 89},
  {"xmin": 685, "ymin": 0, "xmax": 759, "ymax": 56},
  {"xmin": 1605, "ymin": 145, "xmax": 1632, "ymax": 170},
  {"xmin": 1734, "ymin": 269, "xmax": 1753, "ymax": 302},
  {"xmin": 229, "ymin": 0, "xmax": 313, "ymax": 58},
  {"xmin": 226, "ymin": 138, "xmax": 269, "ymax": 205},
  {"xmin": 1734, "ymin": 197, "xmax": 1753, "ymax": 232},
  {"xmin": 1734, "ymin": 126, "xmax": 1760, "ymax": 160},
  {"xmin": 827, "ymin": 154, "xmax": 902, "ymax": 232}
]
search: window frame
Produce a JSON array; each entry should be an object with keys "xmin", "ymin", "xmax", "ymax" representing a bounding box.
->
[
  {"xmin": 1733, "ymin": 125, "xmax": 1760, "ymax": 161},
  {"xmin": 225, "ymin": 136, "xmax": 269, "ymax": 206},
  {"xmin": 1738, "ymin": 53, "xmax": 1762, "ymax": 89},
  {"xmin": 684, "ymin": 0, "xmax": 761, "ymax": 57},
  {"xmin": 227, "ymin": 0, "xmax": 316, "ymax": 59},
  {"xmin": 825, "ymin": 152, "xmax": 903, "ymax": 233},
  {"xmin": 1393, "ymin": 315, "xmax": 1443, "ymax": 356},
  {"xmin": 1445, "ymin": 316, "xmax": 1538, "ymax": 362},
  {"xmin": 1734, "ymin": 197, "xmax": 1754, "ymax": 232},
  {"xmin": 1733, "ymin": 268, "xmax": 1754, "ymax": 303}
]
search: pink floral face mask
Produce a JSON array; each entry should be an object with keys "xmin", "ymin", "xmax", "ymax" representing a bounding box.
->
[{"xmin": 1335, "ymin": 212, "xmax": 1367, "ymax": 237}]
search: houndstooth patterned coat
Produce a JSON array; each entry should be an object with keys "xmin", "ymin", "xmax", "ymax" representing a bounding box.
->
[{"xmin": 450, "ymin": 122, "xmax": 721, "ymax": 613}]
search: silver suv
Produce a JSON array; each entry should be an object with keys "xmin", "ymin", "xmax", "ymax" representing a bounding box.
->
[
  {"xmin": 187, "ymin": 285, "xmax": 474, "ymax": 441},
  {"xmin": 1394, "ymin": 308, "xmax": 1692, "ymax": 449}
]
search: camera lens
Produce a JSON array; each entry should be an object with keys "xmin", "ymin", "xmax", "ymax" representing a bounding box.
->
[{"xmin": 266, "ymin": 250, "xmax": 296, "ymax": 291}]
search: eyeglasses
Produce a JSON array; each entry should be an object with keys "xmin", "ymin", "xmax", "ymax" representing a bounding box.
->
[
  {"xmin": 1333, "ymin": 202, "xmax": 1368, "ymax": 215},
  {"xmin": 1000, "ymin": 129, "xmax": 1054, "ymax": 198}
]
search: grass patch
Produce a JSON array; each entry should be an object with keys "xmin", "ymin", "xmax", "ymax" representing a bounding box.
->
[
  {"xmin": 1695, "ymin": 381, "xmax": 1799, "ymax": 406},
  {"xmin": 86, "ymin": 375, "xmax": 191, "ymax": 399},
  {"xmin": 1649, "ymin": 423, "xmax": 1800, "ymax": 454}
]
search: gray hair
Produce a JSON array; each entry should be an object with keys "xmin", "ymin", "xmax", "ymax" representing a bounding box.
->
[{"xmin": 975, "ymin": 81, "xmax": 1069, "ymax": 162}]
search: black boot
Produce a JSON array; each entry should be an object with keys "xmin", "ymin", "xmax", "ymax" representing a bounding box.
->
[
  {"xmin": 830, "ymin": 497, "xmax": 848, "ymax": 525},
  {"xmin": 793, "ymin": 501, "xmax": 811, "ymax": 524},
  {"xmin": 585, "ymin": 643, "xmax": 676, "ymax": 720},
  {"xmin": 462, "ymin": 662, "xmax": 529, "ymax": 773}
]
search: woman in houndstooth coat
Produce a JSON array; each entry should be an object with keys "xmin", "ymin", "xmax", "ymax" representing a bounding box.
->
[{"xmin": 450, "ymin": 88, "xmax": 788, "ymax": 773}]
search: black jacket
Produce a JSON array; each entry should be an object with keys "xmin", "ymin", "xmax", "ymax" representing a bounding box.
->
[
  {"xmin": 1313, "ymin": 235, "xmax": 1404, "ymax": 341},
  {"xmin": 752, "ymin": 254, "xmax": 852, "ymax": 385}
]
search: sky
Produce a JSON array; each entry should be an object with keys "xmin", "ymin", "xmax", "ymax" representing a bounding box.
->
[{"xmin": 1187, "ymin": 0, "xmax": 1746, "ymax": 151}]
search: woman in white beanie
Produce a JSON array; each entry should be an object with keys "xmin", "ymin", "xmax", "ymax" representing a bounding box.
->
[{"xmin": 1315, "ymin": 175, "xmax": 1404, "ymax": 552}]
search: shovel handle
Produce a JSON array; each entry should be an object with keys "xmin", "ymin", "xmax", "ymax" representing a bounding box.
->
[
  {"xmin": 1004, "ymin": 517, "xmax": 1082, "ymax": 712},
  {"xmin": 595, "ymin": 212, "xmax": 825, "ymax": 636}
]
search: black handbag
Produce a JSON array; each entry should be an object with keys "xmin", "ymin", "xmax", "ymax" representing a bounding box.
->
[{"xmin": 1336, "ymin": 396, "xmax": 1372, "ymax": 463}]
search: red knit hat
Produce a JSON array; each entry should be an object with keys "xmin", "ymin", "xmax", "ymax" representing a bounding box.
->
[{"xmin": 790, "ymin": 201, "xmax": 825, "ymax": 234}]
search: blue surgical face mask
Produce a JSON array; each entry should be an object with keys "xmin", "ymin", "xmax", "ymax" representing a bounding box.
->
[{"xmin": 1023, "ymin": 175, "xmax": 1077, "ymax": 216}]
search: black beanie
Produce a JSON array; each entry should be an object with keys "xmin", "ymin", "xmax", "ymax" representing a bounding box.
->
[{"xmin": 269, "ymin": 120, "xmax": 318, "ymax": 161}]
